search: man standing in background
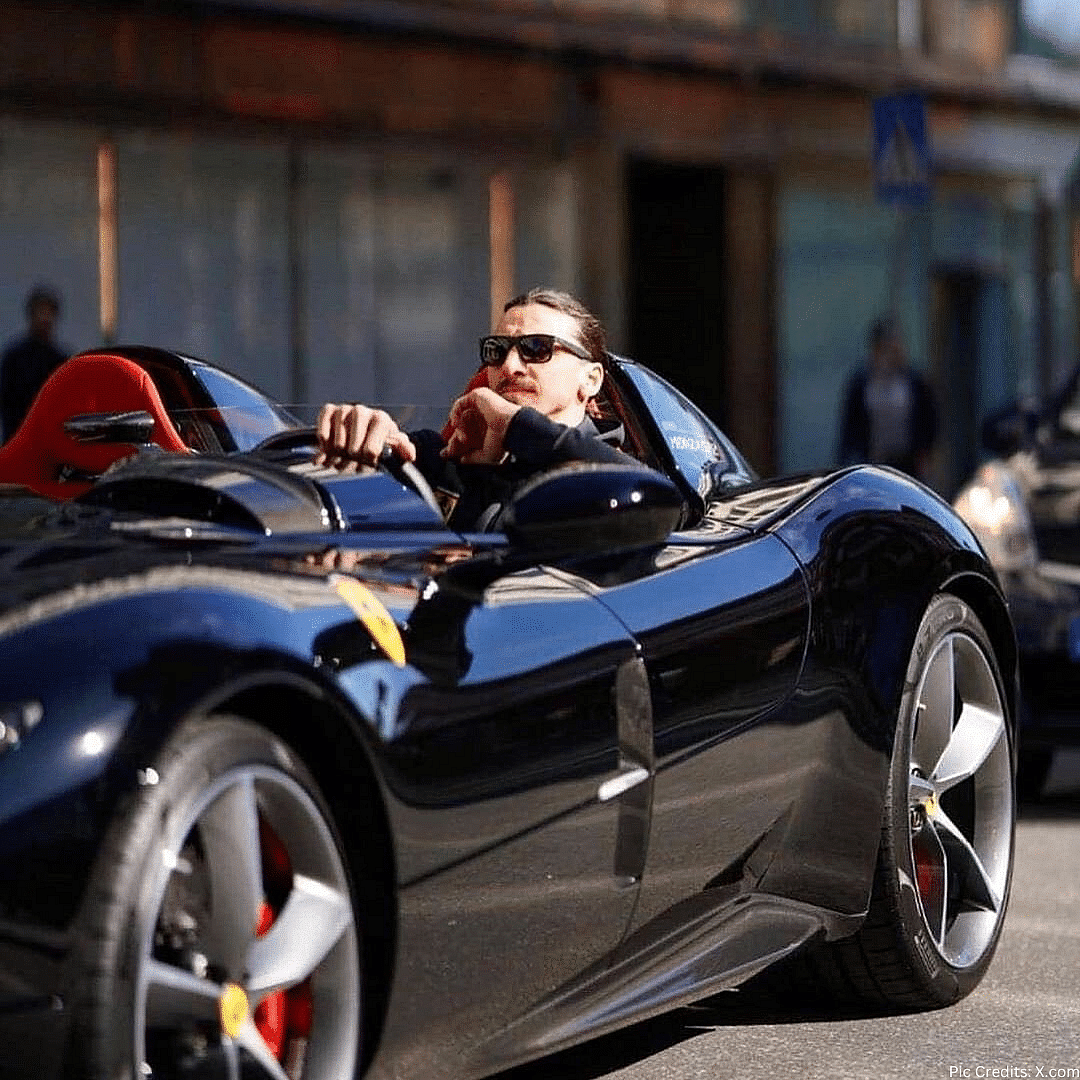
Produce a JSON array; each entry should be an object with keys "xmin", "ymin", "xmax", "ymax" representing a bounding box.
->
[
  {"xmin": 0, "ymin": 285, "xmax": 69, "ymax": 444},
  {"xmin": 837, "ymin": 314, "xmax": 938, "ymax": 484}
]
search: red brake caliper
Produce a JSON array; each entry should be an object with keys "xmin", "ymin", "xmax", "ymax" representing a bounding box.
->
[
  {"xmin": 253, "ymin": 822, "xmax": 314, "ymax": 1062},
  {"xmin": 253, "ymin": 902, "xmax": 287, "ymax": 1057},
  {"xmin": 912, "ymin": 830, "xmax": 945, "ymax": 905}
]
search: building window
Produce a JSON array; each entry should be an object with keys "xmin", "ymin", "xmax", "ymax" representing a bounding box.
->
[{"xmin": 923, "ymin": 0, "xmax": 1011, "ymax": 68}]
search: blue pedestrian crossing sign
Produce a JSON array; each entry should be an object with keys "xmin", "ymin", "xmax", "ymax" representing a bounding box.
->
[{"xmin": 873, "ymin": 93, "xmax": 932, "ymax": 206}]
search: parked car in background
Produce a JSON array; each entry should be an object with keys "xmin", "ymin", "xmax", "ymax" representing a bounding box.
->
[{"xmin": 953, "ymin": 364, "xmax": 1080, "ymax": 797}]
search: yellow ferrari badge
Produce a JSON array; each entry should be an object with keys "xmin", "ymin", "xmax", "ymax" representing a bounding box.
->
[{"xmin": 334, "ymin": 578, "xmax": 406, "ymax": 667}]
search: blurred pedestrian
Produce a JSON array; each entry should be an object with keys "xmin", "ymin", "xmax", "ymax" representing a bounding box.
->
[
  {"xmin": 837, "ymin": 314, "xmax": 938, "ymax": 483},
  {"xmin": 0, "ymin": 285, "xmax": 69, "ymax": 443}
]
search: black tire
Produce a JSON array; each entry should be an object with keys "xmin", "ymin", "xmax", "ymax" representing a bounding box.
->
[
  {"xmin": 66, "ymin": 716, "xmax": 362, "ymax": 1079},
  {"xmin": 751, "ymin": 593, "xmax": 1015, "ymax": 1012}
]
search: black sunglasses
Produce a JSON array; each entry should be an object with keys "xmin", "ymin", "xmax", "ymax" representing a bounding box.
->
[{"xmin": 478, "ymin": 333, "xmax": 591, "ymax": 367}]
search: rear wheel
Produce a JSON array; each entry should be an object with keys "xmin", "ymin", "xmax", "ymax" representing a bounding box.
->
[
  {"xmin": 867, "ymin": 594, "xmax": 1015, "ymax": 1006},
  {"xmin": 751, "ymin": 593, "xmax": 1015, "ymax": 1011},
  {"xmin": 68, "ymin": 716, "xmax": 362, "ymax": 1078}
]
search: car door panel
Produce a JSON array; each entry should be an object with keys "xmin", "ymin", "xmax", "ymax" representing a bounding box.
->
[
  {"xmin": 566, "ymin": 531, "xmax": 811, "ymax": 935},
  {"xmin": 364, "ymin": 562, "xmax": 645, "ymax": 1079}
]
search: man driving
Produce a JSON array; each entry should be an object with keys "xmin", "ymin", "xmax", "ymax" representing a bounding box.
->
[{"xmin": 316, "ymin": 287, "xmax": 632, "ymax": 530}]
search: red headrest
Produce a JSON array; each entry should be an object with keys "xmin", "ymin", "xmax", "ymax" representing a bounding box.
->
[{"xmin": 0, "ymin": 352, "xmax": 191, "ymax": 499}]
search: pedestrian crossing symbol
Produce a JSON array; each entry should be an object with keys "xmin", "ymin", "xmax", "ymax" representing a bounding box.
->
[{"xmin": 873, "ymin": 93, "xmax": 932, "ymax": 206}]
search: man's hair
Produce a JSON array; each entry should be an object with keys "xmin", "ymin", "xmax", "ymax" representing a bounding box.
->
[
  {"xmin": 503, "ymin": 287, "xmax": 607, "ymax": 367},
  {"xmin": 869, "ymin": 314, "xmax": 899, "ymax": 350},
  {"xmin": 25, "ymin": 285, "xmax": 60, "ymax": 318}
]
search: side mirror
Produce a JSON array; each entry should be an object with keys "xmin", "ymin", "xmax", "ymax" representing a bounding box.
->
[
  {"xmin": 64, "ymin": 410, "xmax": 156, "ymax": 444},
  {"xmin": 503, "ymin": 462, "xmax": 684, "ymax": 554}
]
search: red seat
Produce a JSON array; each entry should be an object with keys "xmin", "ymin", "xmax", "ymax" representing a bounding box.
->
[{"xmin": 0, "ymin": 352, "xmax": 191, "ymax": 499}]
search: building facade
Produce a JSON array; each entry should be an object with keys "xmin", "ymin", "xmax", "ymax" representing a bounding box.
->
[{"xmin": 1, "ymin": 0, "xmax": 1078, "ymax": 489}]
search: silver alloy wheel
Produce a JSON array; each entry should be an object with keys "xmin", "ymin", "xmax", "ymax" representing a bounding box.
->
[
  {"xmin": 132, "ymin": 763, "xmax": 360, "ymax": 1079},
  {"xmin": 906, "ymin": 627, "xmax": 1013, "ymax": 969}
]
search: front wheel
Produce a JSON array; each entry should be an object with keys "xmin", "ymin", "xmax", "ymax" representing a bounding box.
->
[{"xmin": 68, "ymin": 716, "xmax": 362, "ymax": 1079}]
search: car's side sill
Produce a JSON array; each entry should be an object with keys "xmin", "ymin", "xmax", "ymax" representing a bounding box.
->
[{"xmin": 475, "ymin": 891, "xmax": 863, "ymax": 1073}]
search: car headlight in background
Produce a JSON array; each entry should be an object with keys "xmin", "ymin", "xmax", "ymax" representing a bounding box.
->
[
  {"xmin": 952, "ymin": 461, "xmax": 1037, "ymax": 573},
  {"xmin": 0, "ymin": 699, "xmax": 44, "ymax": 757}
]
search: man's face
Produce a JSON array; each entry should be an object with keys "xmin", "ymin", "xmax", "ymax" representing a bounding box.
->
[
  {"xmin": 490, "ymin": 302, "xmax": 600, "ymax": 426},
  {"xmin": 29, "ymin": 300, "xmax": 57, "ymax": 338},
  {"xmin": 872, "ymin": 334, "xmax": 904, "ymax": 376}
]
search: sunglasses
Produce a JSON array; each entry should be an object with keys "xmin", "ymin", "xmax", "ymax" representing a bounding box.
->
[{"xmin": 478, "ymin": 333, "xmax": 591, "ymax": 367}]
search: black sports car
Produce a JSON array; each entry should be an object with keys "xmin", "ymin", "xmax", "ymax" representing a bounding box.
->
[
  {"xmin": 0, "ymin": 347, "xmax": 1017, "ymax": 1080},
  {"xmin": 953, "ymin": 364, "xmax": 1080, "ymax": 796}
]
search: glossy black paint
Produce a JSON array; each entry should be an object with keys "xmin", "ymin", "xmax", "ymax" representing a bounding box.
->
[{"xmin": 0, "ymin": 352, "xmax": 1015, "ymax": 1080}]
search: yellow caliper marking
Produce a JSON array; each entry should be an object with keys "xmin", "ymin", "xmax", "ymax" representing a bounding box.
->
[
  {"xmin": 334, "ymin": 578, "xmax": 406, "ymax": 667},
  {"xmin": 219, "ymin": 983, "xmax": 249, "ymax": 1038}
]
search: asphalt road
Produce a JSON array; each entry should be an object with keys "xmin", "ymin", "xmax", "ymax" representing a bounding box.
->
[{"xmin": 498, "ymin": 750, "xmax": 1080, "ymax": 1080}]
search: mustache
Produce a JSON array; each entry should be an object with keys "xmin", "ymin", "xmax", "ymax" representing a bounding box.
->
[{"xmin": 494, "ymin": 375, "xmax": 537, "ymax": 395}]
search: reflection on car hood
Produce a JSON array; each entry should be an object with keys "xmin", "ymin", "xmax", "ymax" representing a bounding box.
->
[
  {"xmin": 0, "ymin": 491, "xmax": 476, "ymax": 636},
  {"xmin": 0, "ymin": 446, "xmax": 473, "ymax": 631}
]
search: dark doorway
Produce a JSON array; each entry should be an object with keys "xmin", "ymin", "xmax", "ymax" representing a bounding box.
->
[
  {"xmin": 930, "ymin": 269, "xmax": 981, "ymax": 497},
  {"xmin": 626, "ymin": 159, "xmax": 727, "ymax": 427}
]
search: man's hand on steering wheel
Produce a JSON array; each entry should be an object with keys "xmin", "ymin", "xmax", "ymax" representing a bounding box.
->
[
  {"xmin": 314, "ymin": 403, "xmax": 444, "ymax": 520},
  {"xmin": 315, "ymin": 403, "xmax": 417, "ymax": 469}
]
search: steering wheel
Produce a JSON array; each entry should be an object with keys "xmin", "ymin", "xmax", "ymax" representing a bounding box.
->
[
  {"xmin": 251, "ymin": 427, "xmax": 444, "ymax": 522},
  {"xmin": 251, "ymin": 427, "xmax": 322, "ymax": 454},
  {"xmin": 376, "ymin": 446, "xmax": 445, "ymax": 522}
]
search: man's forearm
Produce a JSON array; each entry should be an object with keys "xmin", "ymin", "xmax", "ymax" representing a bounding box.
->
[{"xmin": 504, "ymin": 407, "xmax": 629, "ymax": 466}]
